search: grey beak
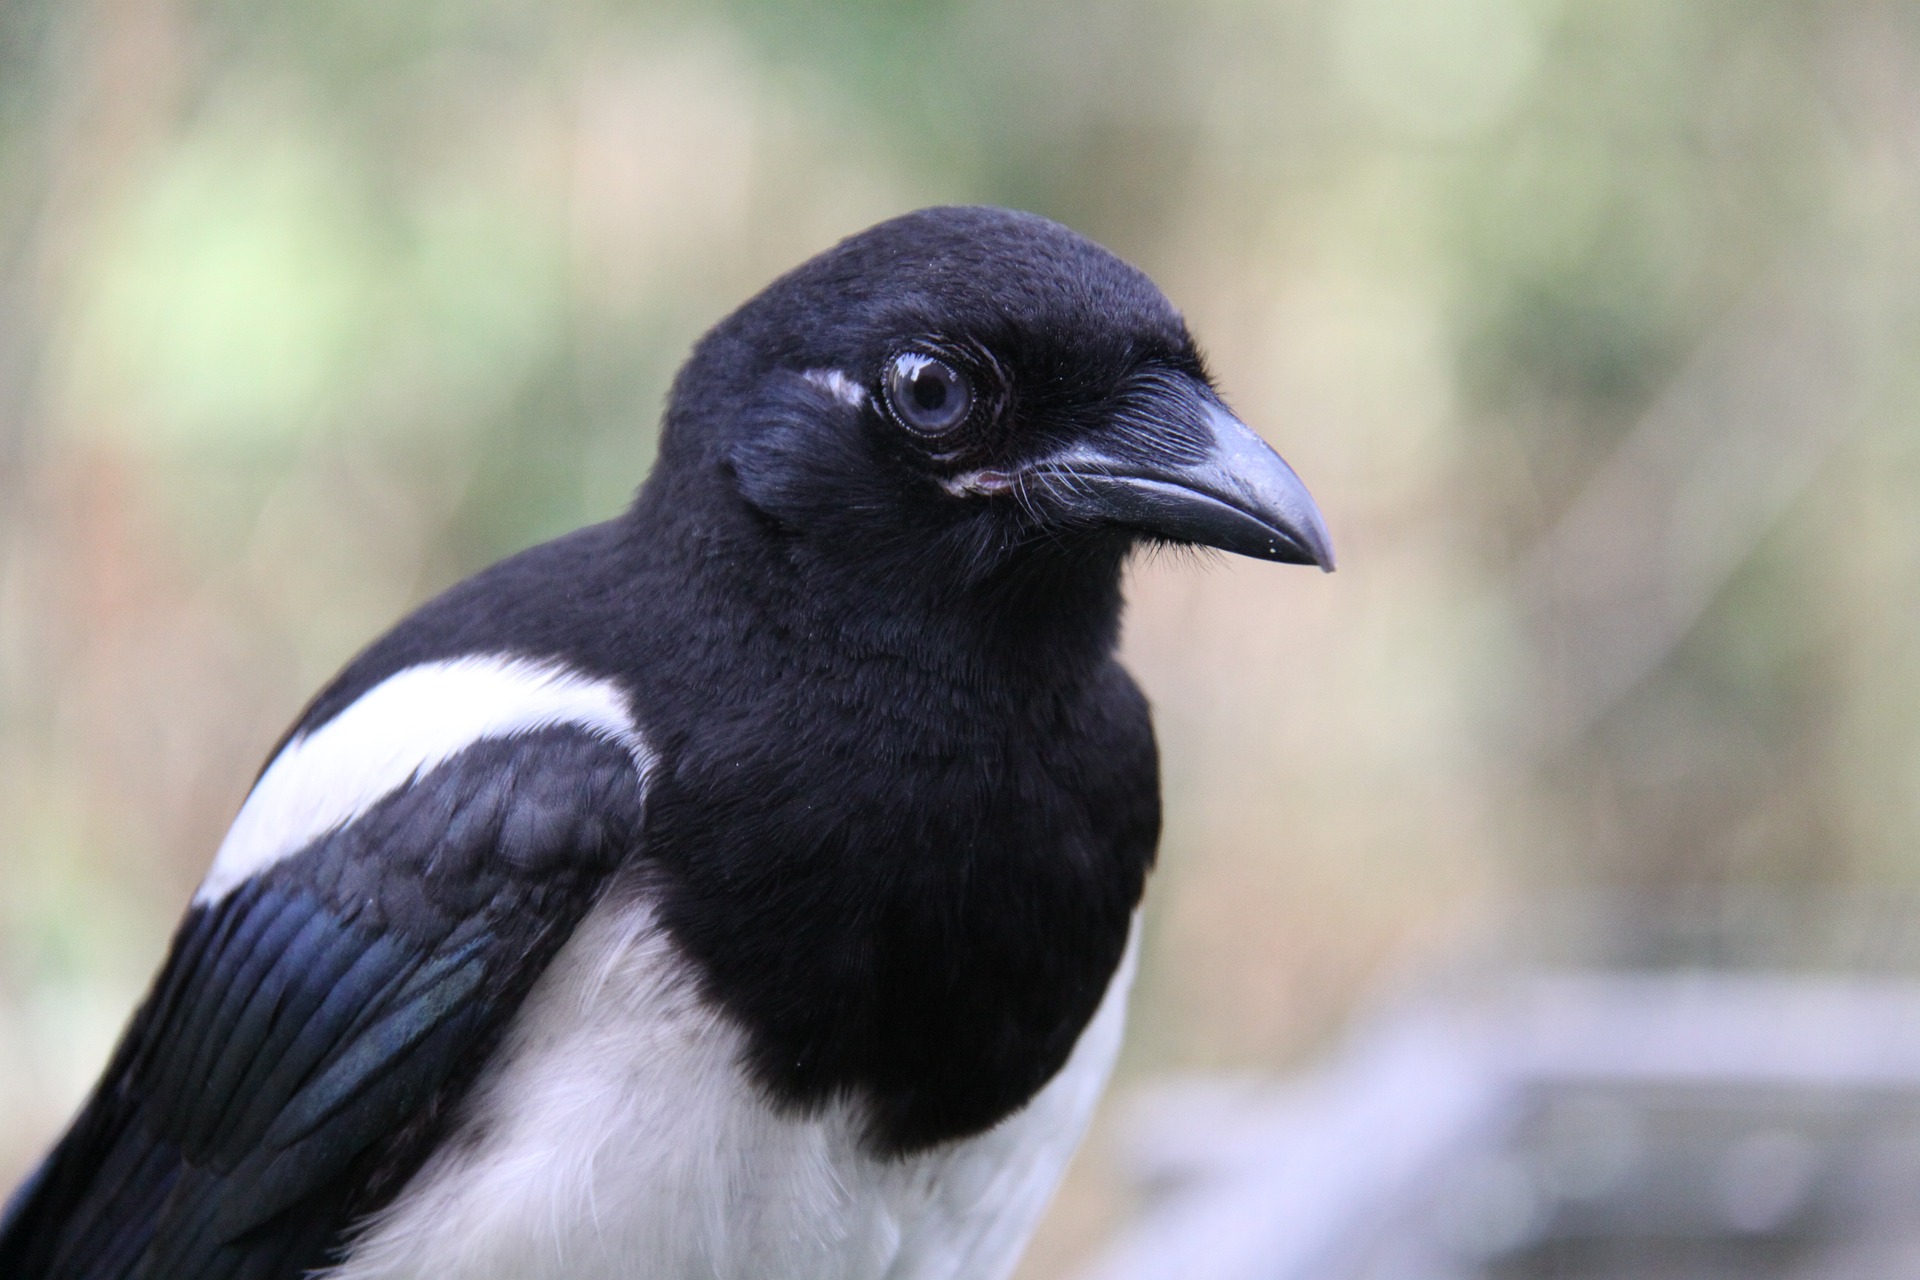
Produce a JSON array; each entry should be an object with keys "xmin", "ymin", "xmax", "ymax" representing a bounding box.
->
[{"xmin": 1023, "ymin": 388, "xmax": 1335, "ymax": 570}]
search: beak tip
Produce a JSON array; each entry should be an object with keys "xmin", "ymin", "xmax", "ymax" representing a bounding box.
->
[
  {"xmin": 1284, "ymin": 508, "xmax": 1336, "ymax": 573},
  {"xmin": 1288, "ymin": 534, "xmax": 1336, "ymax": 573}
]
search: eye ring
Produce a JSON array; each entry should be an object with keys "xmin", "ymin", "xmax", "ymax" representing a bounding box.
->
[{"xmin": 884, "ymin": 352, "xmax": 973, "ymax": 437}]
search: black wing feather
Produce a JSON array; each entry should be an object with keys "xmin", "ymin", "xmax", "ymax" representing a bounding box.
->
[{"xmin": 0, "ymin": 727, "xmax": 644, "ymax": 1280}]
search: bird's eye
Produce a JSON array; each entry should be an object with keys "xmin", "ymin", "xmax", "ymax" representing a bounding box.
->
[{"xmin": 884, "ymin": 353, "xmax": 972, "ymax": 436}]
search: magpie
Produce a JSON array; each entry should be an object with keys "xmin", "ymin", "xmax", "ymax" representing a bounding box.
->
[{"xmin": 0, "ymin": 205, "xmax": 1332, "ymax": 1280}]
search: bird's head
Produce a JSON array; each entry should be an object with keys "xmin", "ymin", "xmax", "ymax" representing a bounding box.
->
[{"xmin": 646, "ymin": 207, "xmax": 1331, "ymax": 637}]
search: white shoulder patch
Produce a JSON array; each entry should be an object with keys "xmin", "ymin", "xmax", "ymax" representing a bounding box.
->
[
  {"xmin": 802, "ymin": 368, "xmax": 869, "ymax": 408},
  {"xmin": 196, "ymin": 656, "xmax": 651, "ymax": 906}
]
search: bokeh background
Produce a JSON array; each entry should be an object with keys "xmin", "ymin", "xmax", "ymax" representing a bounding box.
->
[{"xmin": 6, "ymin": 0, "xmax": 1920, "ymax": 1273}]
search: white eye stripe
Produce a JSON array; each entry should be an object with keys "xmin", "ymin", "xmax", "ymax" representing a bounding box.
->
[
  {"xmin": 195, "ymin": 656, "xmax": 653, "ymax": 906},
  {"xmin": 800, "ymin": 368, "xmax": 868, "ymax": 409}
]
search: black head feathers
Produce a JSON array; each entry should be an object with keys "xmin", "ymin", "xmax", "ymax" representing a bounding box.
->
[{"xmin": 644, "ymin": 206, "xmax": 1332, "ymax": 596}]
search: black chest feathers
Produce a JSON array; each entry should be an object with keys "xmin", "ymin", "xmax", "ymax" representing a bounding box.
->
[{"xmin": 635, "ymin": 657, "xmax": 1160, "ymax": 1156}]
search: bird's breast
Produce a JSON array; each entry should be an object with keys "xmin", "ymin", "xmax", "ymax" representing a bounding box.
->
[
  {"xmin": 326, "ymin": 894, "xmax": 1140, "ymax": 1280},
  {"xmin": 634, "ymin": 662, "xmax": 1158, "ymax": 1154}
]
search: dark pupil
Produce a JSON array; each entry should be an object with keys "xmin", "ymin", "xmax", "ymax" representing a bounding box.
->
[{"xmin": 911, "ymin": 370, "xmax": 948, "ymax": 412}]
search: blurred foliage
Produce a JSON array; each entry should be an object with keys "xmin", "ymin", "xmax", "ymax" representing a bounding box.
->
[{"xmin": 7, "ymin": 0, "xmax": 1920, "ymax": 1272}]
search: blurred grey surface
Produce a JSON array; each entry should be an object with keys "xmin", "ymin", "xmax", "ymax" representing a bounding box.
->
[{"xmin": 1085, "ymin": 904, "xmax": 1920, "ymax": 1280}]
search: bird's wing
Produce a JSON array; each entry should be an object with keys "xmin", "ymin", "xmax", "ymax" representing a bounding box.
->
[{"xmin": 0, "ymin": 719, "xmax": 648, "ymax": 1280}]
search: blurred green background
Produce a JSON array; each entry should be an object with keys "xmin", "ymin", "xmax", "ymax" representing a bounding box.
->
[{"xmin": 5, "ymin": 0, "xmax": 1920, "ymax": 1272}]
